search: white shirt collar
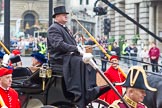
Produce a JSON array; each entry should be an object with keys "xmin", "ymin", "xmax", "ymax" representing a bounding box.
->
[{"xmin": 0, "ymin": 85, "xmax": 9, "ymax": 91}]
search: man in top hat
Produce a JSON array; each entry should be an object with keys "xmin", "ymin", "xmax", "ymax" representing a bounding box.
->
[
  {"xmin": 100, "ymin": 55, "xmax": 126, "ymax": 104},
  {"xmin": 47, "ymin": 6, "xmax": 80, "ymax": 72},
  {"xmin": 29, "ymin": 52, "xmax": 47, "ymax": 73},
  {"xmin": 109, "ymin": 66, "xmax": 157, "ymax": 108},
  {"xmin": 0, "ymin": 67, "xmax": 20, "ymax": 108},
  {"xmin": 47, "ymin": 6, "xmax": 104, "ymax": 108}
]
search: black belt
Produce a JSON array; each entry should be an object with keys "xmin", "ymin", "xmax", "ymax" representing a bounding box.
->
[
  {"xmin": 50, "ymin": 64, "xmax": 63, "ymax": 74},
  {"xmin": 50, "ymin": 59, "xmax": 63, "ymax": 65}
]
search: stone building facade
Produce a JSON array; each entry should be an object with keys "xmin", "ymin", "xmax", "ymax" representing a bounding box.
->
[
  {"xmin": 10, "ymin": 0, "xmax": 59, "ymax": 37},
  {"xmin": 101, "ymin": 0, "xmax": 162, "ymax": 48},
  {"xmin": 7, "ymin": 0, "xmax": 95, "ymax": 38}
]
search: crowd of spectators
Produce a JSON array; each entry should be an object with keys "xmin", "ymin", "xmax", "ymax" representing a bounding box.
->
[
  {"xmin": 74, "ymin": 34, "xmax": 161, "ymax": 72},
  {"xmin": 9, "ymin": 34, "xmax": 161, "ymax": 73},
  {"xmin": 10, "ymin": 36, "xmax": 47, "ymax": 55}
]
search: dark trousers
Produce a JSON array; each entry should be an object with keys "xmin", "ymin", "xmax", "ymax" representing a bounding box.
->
[
  {"xmin": 101, "ymin": 61, "xmax": 107, "ymax": 72},
  {"xmin": 150, "ymin": 59, "xmax": 158, "ymax": 72},
  {"xmin": 143, "ymin": 65, "xmax": 148, "ymax": 70}
]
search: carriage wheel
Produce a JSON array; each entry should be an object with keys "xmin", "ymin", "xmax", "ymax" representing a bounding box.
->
[
  {"xmin": 25, "ymin": 99, "xmax": 44, "ymax": 108},
  {"xmin": 87, "ymin": 99, "xmax": 109, "ymax": 108}
]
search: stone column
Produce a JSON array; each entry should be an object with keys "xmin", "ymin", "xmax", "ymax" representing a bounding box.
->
[
  {"xmin": 108, "ymin": 6, "xmax": 115, "ymax": 37},
  {"xmin": 114, "ymin": 3, "xmax": 125, "ymax": 42},
  {"xmin": 149, "ymin": 6, "xmax": 155, "ymax": 42}
]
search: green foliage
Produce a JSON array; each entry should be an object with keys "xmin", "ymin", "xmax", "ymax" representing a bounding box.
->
[
  {"xmin": 132, "ymin": 34, "xmax": 140, "ymax": 44},
  {"xmin": 119, "ymin": 35, "xmax": 125, "ymax": 52},
  {"xmin": 108, "ymin": 36, "xmax": 115, "ymax": 43},
  {"xmin": 119, "ymin": 35, "xmax": 125, "ymax": 41}
]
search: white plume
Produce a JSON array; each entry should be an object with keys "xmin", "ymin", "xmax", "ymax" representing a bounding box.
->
[{"xmin": 2, "ymin": 54, "xmax": 10, "ymax": 67}]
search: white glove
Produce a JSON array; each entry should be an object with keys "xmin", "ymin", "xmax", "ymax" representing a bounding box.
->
[
  {"xmin": 77, "ymin": 45, "xmax": 86, "ymax": 55},
  {"xmin": 2, "ymin": 54, "xmax": 10, "ymax": 67},
  {"xmin": 82, "ymin": 53, "xmax": 93, "ymax": 64}
]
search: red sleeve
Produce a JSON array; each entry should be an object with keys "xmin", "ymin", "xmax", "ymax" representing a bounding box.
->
[
  {"xmin": 121, "ymin": 74, "xmax": 126, "ymax": 82},
  {"xmin": 104, "ymin": 68, "xmax": 113, "ymax": 82},
  {"xmin": 10, "ymin": 88, "xmax": 21, "ymax": 108},
  {"xmin": 158, "ymin": 48, "xmax": 160, "ymax": 56}
]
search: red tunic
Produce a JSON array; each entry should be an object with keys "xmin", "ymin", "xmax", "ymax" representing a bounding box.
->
[
  {"xmin": 0, "ymin": 87, "xmax": 20, "ymax": 108},
  {"xmin": 99, "ymin": 66, "xmax": 126, "ymax": 104}
]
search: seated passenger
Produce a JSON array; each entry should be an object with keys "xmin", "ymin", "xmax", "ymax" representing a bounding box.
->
[
  {"xmin": 10, "ymin": 49, "xmax": 22, "ymax": 68},
  {"xmin": 29, "ymin": 52, "xmax": 47, "ymax": 73}
]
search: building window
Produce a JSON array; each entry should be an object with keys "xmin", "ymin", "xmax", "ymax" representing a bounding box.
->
[
  {"xmin": 23, "ymin": 13, "xmax": 37, "ymax": 36},
  {"xmin": 24, "ymin": 13, "xmax": 35, "ymax": 29},
  {"xmin": 80, "ymin": 0, "xmax": 82, "ymax": 5},
  {"xmin": 86, "ymin": 0, "xmax": 89, "ymax": 5},
  {"xmin": 135, "ymin": 3, "xmax": 139, "ymax": 34}
]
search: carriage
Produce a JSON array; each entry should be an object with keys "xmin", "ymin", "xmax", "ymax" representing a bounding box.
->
[{"xmin": 11, "ymin": 60, "xmax": 110, "ymax": 108}]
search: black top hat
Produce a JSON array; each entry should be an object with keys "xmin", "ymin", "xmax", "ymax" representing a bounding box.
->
[
  {"xmin": 122, "ymin": 66, "xmax": 157, "ymax": 91},
  {"xmin": 52, "ymin": 6, "xmax": 69, "ymax": 18}
]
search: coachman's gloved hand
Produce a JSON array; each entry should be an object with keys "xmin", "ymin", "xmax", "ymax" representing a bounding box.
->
[
  {"xmin": 77, "ymin": 45, "xmax": 86, "ymax": 55},
  {"xmin": 82, "ymin": 53, "xmax": 93, "ymax": 64}
]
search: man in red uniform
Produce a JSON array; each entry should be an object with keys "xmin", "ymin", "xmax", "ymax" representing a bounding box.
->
[
  {"xmin": 0, "ymin": 67, "xmax": 20, "ymax": 108},
  {"xmin": 100, "ymin": 55, "xmax": 126, "ymax": 104},
  {"xmin": 109, "ymin": 66, "xmax": 157, "ymax": 108}
]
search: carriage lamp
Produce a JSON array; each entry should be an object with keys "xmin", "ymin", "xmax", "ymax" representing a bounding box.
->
[
  {"xmin": 39, "ymin": 65, "xmax": 46, "ymax": 78},
  {"xmin": 46, "ymin": 65, "xmax": 52, "ymax": 78},
  {"xmin": 39, "ymin": 64, "xmax": 47, "ymax": 90}
]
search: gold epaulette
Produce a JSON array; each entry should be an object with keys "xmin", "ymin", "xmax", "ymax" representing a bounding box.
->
[
  {"xmin": 108, "ymin": 100, "xmax": 123, "ymax": 108},
  {"xmin": 123, "ymin": 95, "xmax": 137, "ymax": 108}
]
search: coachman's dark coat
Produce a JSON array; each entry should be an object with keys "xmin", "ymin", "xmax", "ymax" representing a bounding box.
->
[
  {"xmin": 47, "ymin": 22, "xmax": 100, "ymax": 107},
  {"xmin": 63, "ymin": 54, "xmax": 99, "ymax": 108},
  {"xmin": 47, "ymin": 22, "xmax": 78, "ymax": 71}
]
